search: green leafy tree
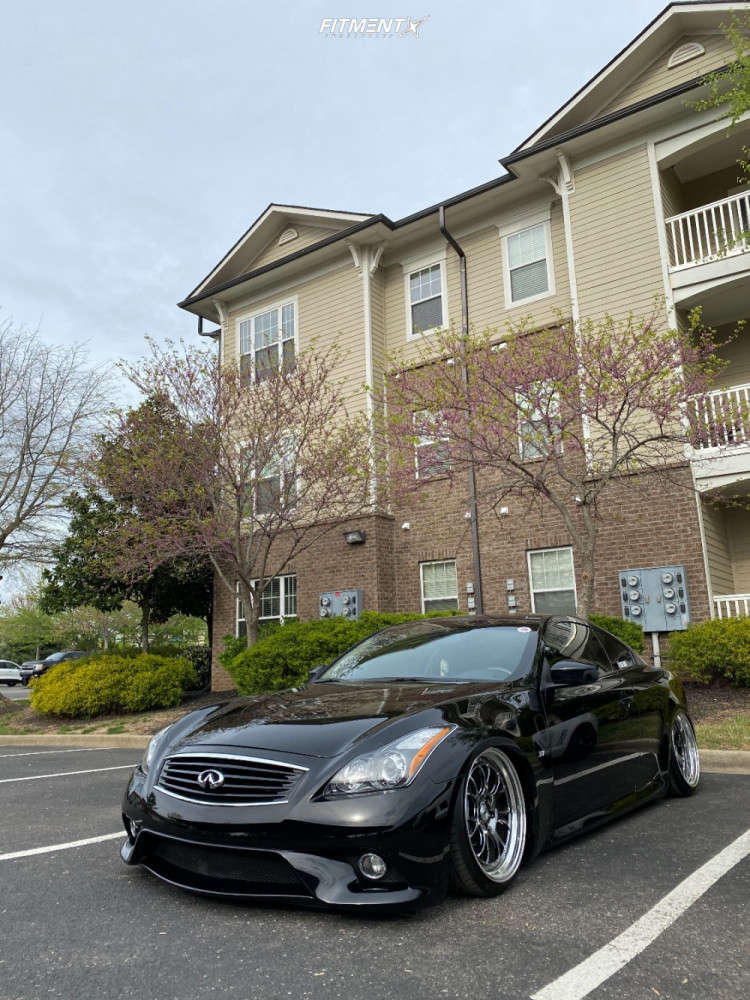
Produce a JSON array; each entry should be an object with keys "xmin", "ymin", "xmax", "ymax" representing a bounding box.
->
[
  {"xmin": 693, "ymin": 15, "xmax": 750, "ymax": 128},
  {"xmin": 40, "ymin": 491, "xmax": 212, "ymax": 652}
]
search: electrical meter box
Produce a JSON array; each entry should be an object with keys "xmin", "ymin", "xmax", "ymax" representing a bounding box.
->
[
  {"xmin": 618, "ymin": 566, "xmax": 690, "ymax": 632},
  {"xmin": 319, "ymin": 589, "xmax": 363, "ymax": 619}
]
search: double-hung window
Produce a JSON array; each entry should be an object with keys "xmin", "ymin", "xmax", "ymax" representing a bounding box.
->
[
  {"xmin": 516, "ymin": 381, "xmax": 561, "ymax": 461},
  {"xmin": 255, "ymin": 439, "xmax": 298, "ymax": 516},
  {"xmin": 420, "ymin": 560, "xmax": 458, "ymax": 613},
  {"xmin": 408, "ymin": 263, "xmax": 444, "ymax": 338},
  {"xmin": 504, "ymin": 221, "xmax": 553, "ymax": 306},
  {"xmin": 528, "ymin": 547, "xmax": 576, "ymax": 614},
  {"xmin": 236, "ymin": 574, "xmax": 298, "ymax": 636},
  {"xmin": 414, "ymin": 410, "xmax": 450, "ymax": 479},
  {"xmin": 238, "ymin": 299, "xmax": 297, "ymax": 384}
]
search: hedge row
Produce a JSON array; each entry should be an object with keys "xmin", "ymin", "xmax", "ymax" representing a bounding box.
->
[
  {"xmin": 667, "ymin": 617, "xmax": 750, "ymax": 686},
  {"xmin": 30, "ymin": 653, "xmax": 198, "ymax": 718},
  {"xmin": 225, "ymin": 611, "xmax": 645, "ymax": 695}
]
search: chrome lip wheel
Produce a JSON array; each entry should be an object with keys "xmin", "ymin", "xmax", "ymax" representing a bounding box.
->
[
  {"xmin": 672, "ymin": 712, "xmax": 700, "ymax": 788},
  {"xmin": 464, "ymin": 749, "xmax": 526, "ymax": 884}
]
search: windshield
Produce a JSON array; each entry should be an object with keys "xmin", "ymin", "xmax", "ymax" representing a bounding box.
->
[
  {"xmin": 43, "ymin": 652, "xmax": 67, "ymax": 664},
  {"xmin": 319, "ymin": 621, "xmax": 538, "ymax": 684}
]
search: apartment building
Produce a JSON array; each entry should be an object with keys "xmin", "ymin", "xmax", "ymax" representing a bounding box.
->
[{"xmin": 178, "ymin": 2, "xmax": 750, "ymax": 688}]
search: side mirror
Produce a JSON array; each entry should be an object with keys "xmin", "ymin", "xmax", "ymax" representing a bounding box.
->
[
  {"xmin": 308, "ymin": 664, "xmax": 329, "ymax": 682},
  {"xmin": 549, "ymin": 660, "xmax": 598, "ymax": 686}
]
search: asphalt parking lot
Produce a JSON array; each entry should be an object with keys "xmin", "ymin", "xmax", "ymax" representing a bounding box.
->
[
  {"xmin": 1, "ymin": 686, "xmax": 29, "ymax": 701},
  {"xmin": 0, "ymin": 746, "xmax": 747, "ymax": 1000}
]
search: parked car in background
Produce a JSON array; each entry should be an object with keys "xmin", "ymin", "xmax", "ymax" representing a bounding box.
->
[
  {"xmin": 20, "ymin": 660, "xmax": 45, "ymax": 685},
  {"xmin": 30, "ymin": 650, "xmax": 87, "ymax": 680},
  {"xmin": 0, "ymin": 660, "xmax": 22, "ymax": 686}
]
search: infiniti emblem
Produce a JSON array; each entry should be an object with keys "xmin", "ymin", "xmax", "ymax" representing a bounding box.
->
[{"xmin": 197, "ymin": 768, "xmax": 225, "ymax": 791}]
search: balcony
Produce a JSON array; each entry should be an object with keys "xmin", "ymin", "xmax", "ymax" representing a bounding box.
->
[
  {"xmin": 665, "ymin": 191, "xmax": 750, "ymax": 271},
  {"xmin": 689, "ymin": 383, "xmax": 750, "ymax": 451},
  {"xmin": 713, "ymin": 594, "xmax": 750, "ymax": 619}
]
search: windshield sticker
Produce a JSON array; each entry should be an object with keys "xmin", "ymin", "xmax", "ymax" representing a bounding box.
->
[{"xmin": 517, "ymin": 626, "xmax": 531, "ymax": 633}]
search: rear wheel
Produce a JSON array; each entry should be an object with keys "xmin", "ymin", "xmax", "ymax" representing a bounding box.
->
[
  {"xmin": 669, "ymin": 709, "xmax": 700, "ymax": 796},
  {"xmin": 450, "ymin": 747, "xmax": 527, "ymax": 897}
]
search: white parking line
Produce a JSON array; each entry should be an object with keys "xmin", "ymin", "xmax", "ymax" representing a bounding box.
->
[
  {"xmin": 531, "ymin": 827, "xmax": 750, "ymax": 1000},
  {"xmin": 0, "ymin": 764, "xmax": 135, "ymax": 784},
  {"xmin": 0, "ymin": 747, "xmax": 118, "ymax": 758},
  {"xmin": 0, "ymin": 832, "xmax": 124, "ymax": 862}
]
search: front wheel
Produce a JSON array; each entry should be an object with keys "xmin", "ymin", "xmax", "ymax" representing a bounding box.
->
[
  {"xmin": 449, "ymin": 747, "xmax": 527, "ymax": 897},
  {"xmin": 668, "ymin": 709, "xmax": 700, "ymax": 796}
]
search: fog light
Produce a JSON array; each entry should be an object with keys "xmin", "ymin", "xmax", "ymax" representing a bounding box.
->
[{"xmin": 359, "ymin": 853, "xmax": 386, "ymax": 880}]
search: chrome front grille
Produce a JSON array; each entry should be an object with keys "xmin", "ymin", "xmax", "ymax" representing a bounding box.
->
[{"xmin": 156, "ymin": 753, "xmax": 307, "ymax": 806}]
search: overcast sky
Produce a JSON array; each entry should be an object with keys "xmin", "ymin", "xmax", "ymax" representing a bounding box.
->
[{"xmin": 1, "ymin": 0, "xmax": 662, "ymax": 381}]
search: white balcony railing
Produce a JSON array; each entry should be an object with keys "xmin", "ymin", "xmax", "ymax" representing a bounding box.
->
[
  {"xmin": 665, "ymin": 191, "xmax": 750, "ymax": 270},
  {"xmin": 690, "ymin": 383, "xmax": 750, "ymax": 450},
  {"xmin": 714, "ymin": 594, "xmax": 750, "ymax": 619}
]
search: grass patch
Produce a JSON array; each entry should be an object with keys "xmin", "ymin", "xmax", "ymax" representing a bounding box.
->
[
  {"xmin": 106, "ymin": 724, "xmax": 126, "ymax": 734},
  {"xmin": 696, "ymin": 715, "xmax": 750, "ymax": 750}
]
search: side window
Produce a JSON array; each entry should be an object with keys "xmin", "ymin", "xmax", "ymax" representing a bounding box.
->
[
  {"xmin": 597, "ymin": 629, "xmax": 637, "ymax": 671},
  {"xmin": 543, "ymin": 619, "xmax": 611, "ymax": 677}
]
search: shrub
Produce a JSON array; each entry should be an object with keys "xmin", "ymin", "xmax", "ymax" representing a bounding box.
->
[
  {"xmin": 30, "ymin": 653, "xmax": 198, "ymax": 718},
  {"xmin": 666, "ymin": 618, "xmax": 750, "ymax": 686},
  {"xmin": 589, "ymin": 614, "xmax": 644, "ymax": 653},
  {"xmin": 226, "ymin": 610, "xmax": 459, "ymax": 694}
]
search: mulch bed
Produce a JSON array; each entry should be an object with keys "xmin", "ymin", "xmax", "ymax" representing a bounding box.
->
[{"xmin": 683, "ymin": 682, "xmax": 750, "ymax": 723}]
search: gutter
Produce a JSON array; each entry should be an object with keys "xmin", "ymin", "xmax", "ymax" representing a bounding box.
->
[{"xmin": 438, "ymin": 205, "xmax": 484, "ymax": 617}]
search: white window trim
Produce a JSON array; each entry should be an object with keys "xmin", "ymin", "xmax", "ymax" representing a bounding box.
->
[
  {"xmin": 419, "ymin": 559, "xmax": 459, "ymax": 614},
  {"xmin": 500, "ymin": 217, "xmax": 556, "ymax": 309},
  {"xmin": 414, "ymin": 410, "xmax": 450, "ymax": 480},
  {"xmin": 515, "ymin": 383, "xmax": 562, "ymax": 462},
  {"xmin": 403, "ymin": 251, "xmax": 448, "ymax": 342},
  {"xmin": 236, "ymin": 574, "xmax": 298, "ymax": 635},
  {"xmin": 527, "ymin": 547, "xmax": 577, "ymax": 614},
  {"xmin": 252, "ymin": 435, "xmax": 300, "ymax": 518},
  {"xmin": 236, "ymin": 294, "xmax": 299, "ymax": 378}
]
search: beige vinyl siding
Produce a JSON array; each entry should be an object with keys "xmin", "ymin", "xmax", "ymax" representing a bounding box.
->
[
  {"xmin": 681, "ymin": 165, "xmax": 748, "ymax": 212},
  {"xmin": 383, "ymin": 206, "xmax": 572, "ymax": 363},
  {"xmin": 227, "ymin": 259, "xmax": 367, "ymax": 410},
  {"xmin": 248, "ymin": 225, "xmax": 340, "ymax": 271},
  {"xmin": 599, "ymin": 33, "xmax": 737, "ymax": 118},
  {"xmin": 570, "ymin": 144, "xmax": 665, "ymax": 321},
  {"xmin": 660, "ymin": 168, "xmax": 684, "ymax": 219},
  {"xmin": 725, "ymin": 507, "xmax": 750, "ymax": 593},
  {"xmin": 701, "ymin": 499, "xmax": 735, "ymax": 595},
  {"xmin": 714, "ymin": 321, "xmax": 750, "ymax": 389}
]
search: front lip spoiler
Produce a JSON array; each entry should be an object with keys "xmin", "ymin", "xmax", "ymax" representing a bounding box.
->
[{"xmin": 121, "ymin": 833, "xmax": 423, "ymax": 909}]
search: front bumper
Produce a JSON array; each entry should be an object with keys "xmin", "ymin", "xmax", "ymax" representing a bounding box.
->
[{"xmin": 121, "ymin": 758, "xmax": 456, "ymax": 911}]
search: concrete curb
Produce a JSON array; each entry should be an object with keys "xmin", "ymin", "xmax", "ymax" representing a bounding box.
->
[
  {"xmin": 699, "ymin": 749, "xmax": 750, "ymax": 774},
  {"xmin": 0, "ymin": 736, "xmax": 747, "ymax": 771},
  {"xmin": 0, "ymin": 734, "xmax": 150, "ymax": 749}
]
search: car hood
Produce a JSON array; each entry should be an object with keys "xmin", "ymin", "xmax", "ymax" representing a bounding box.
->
[{"xmin": 172, "ymin": 680, "xmax": 523, "ymax": 759}]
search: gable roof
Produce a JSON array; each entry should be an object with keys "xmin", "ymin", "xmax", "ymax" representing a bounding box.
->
[
  {"xmin": 185, "ymin": 203, "xmax": 375, "ymax": 301},
  {"xmin": 514, "ymin": 2, "xmax": 745, "ymax": 153}
]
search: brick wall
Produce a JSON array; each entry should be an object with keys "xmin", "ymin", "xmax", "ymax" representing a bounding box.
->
[{"xmin": 210, "ymin": 466, "xmax": 709, "ymax": 690}]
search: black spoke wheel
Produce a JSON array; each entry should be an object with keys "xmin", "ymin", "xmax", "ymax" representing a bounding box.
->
[
  {"xmin": 668, "ymin": 709, "xmax": 700, "ymax": 796},
  {"xmin": 450, "ymin": 748, "xmax": 527, "ymax": 897}
]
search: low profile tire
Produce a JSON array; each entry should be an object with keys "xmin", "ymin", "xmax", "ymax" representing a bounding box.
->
[
  {"xmin": 449, "ymin": 747, "xmax": 527, "ymax": 897},
  {"xmin": 668, "ymin": 709, "xmax": 700, "ymax": 797}
]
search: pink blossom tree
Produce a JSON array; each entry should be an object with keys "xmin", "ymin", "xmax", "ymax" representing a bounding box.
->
[
  {"xmin": 383, "ymin": 309, "xmax": 725, "ymax": 616},
  {"xmin": 105, "ymin": 340, "xmax": 372, "ymax": 645}
]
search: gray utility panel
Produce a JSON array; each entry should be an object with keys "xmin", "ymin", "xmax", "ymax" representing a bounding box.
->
[
  {"xmin": 619, "ymin": 566, "xmax": 690, "ymax": 632},
  {"xmin": 319, "ymin": 589, "xmax": 363, "ymax": 619}
]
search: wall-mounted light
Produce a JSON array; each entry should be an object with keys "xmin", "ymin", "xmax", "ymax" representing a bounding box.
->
[
  {"xmin": 343, "ymin": 529, "xmax": 366, "ymax": 545},
  {"xmin": 401, "ymin": 521, "xmax": 410, "ymax": 531}
]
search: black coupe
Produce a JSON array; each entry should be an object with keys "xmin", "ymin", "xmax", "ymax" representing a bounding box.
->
[{"xmin": 121, "ymin": 615, "xmax": 700, "ymax": 911}]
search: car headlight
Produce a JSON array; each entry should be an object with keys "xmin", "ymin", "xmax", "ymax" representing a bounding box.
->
[
  {"xmin": 142, "ymin": 725, "xmax": 171, "ymax": 775},
  {"xmin": 326, "ymin": 726, "xmax": 455, "ymax": 796}
]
